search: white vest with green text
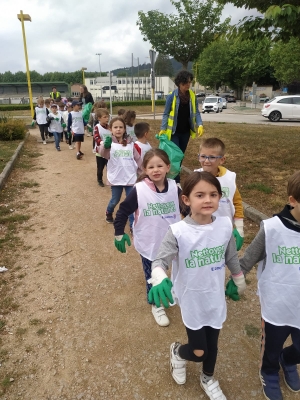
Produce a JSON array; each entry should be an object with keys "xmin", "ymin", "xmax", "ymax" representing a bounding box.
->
[
  {"xmin": 171, "ymin": 217, "xmax": 232, "ymax": 330},
  {"xmin": 107, "ymin": 142, "xmax": 137, "ymax": 185}
]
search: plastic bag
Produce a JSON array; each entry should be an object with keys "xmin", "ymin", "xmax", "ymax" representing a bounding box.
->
[
  {"xmin": 82, "ymin": 102, "xmax": 93, "ymax": 123},
  {"xmin": 155, "ymin": 134, "xmax": 184, "ymax": 179}
]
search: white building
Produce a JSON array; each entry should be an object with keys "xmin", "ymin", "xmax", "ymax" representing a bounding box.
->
[{"xmin": 84, "ymin": 75, "xmax": 176, "ymax": 101}]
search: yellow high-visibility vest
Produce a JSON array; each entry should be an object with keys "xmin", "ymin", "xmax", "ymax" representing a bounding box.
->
[
  {"xmin": 50, "ymin": 91, "xmax": 61, "ymax": 99},
  {"xmin": 165, "ymin": 90, "xmax": 197, "ymax": 140}
]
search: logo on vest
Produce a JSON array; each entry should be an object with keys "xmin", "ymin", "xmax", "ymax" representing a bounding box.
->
[
  {"xmin": 222, "ymin": 187, "xmax": 229, "ymax": 198},
  {"xmin": 185, "ymin": 245, "xmax": 225, "ymax": 268},
  {"xmin": 113, "ymin": 150, "xmax": 132, "ymax": 158},
  {"xmin": 272, "ymin": 246, "xmax": 300, "ymax": 264},
  {"xmin": 143, "ymin": 201, "xmax": 176, "ymax": 217}
]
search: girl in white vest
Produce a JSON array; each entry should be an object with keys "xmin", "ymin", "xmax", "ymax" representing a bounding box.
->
[
  {"xmin": 100, "ymin": 117, "xmax": 142, "ymax": 227},
  {"xmin": 93, "ymin": 108, "xmax": 111, "ymax": 187},
  {"xmin": 32, "ymin": 97, "xmax": 49, "ymax": 145},
  {"xmin": 148, "ymin": 171, "xmax": 246, "ymax": 400},
  {"xmin": 240, "ymin": 171, "xmax": 300, "ymax": 400},
  {"xmin": 114, "ymin": 149, "xmax": 183, "ymax": 327}
]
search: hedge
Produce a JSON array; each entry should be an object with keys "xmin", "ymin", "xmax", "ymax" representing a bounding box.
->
[
  {"xmin": 0, "ymin": 118, "xmax": 27, "ymax": 140},
  {"xmin": 0, "ymin": 99, "xmax": 166, "ymax": 112}
]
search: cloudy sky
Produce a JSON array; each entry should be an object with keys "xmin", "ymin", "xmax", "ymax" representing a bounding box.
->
[{"xmin": 0, "ymin": 0, "xmax": 260, "ymax": 74}]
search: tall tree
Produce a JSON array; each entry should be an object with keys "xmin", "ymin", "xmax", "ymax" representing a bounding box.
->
[
  {"xmin": 137, "ymin": 0, "xmax": 230, "ymax": 70},
  {"xmin": 270, "ymin": 37, "xmax": 300, "ymax": 85},
  {"xmin": 155, "ymin": 54, "xmax": 174, "ymax": 77}
]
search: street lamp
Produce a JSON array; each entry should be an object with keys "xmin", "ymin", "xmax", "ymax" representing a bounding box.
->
[
  {"xmin": 96, "ymin": 53, "xmax": 102, "ymax": 76},
  {"xmin": 81, "ymin": 67, "xmax": 87, "ymax": 84},
  {"xmin": 17, "ymin": 10, "xmax": 34, "ymax": 117}
]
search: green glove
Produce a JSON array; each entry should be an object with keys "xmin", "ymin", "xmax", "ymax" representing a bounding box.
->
[
  {"xmin": 225, "ymin": 279, "xmax": 240, "ymax": 301},
  {"xmin": 104, "ymin": 136, "xmax": 112, "ymax": 149},
  {"xmin": 55, "ymin": 117, "xmax": 59, "ymax": 121},
  {"xmin": 114, "ymin": 234, "xmax": 131, "ymax": 253},
  {"xmin": 233, "ymin": 228, "xmax": 244, "ymax": 251},
  {"xmin": 31, "ymin": 120, "xmax": 35, "ymax": 127},
  {"xmin": 88, "ymin": 126, "xmax": 93, "ymax": 133},
  {"xmin": 62, "ymin": 123, "xmax": 66, "ymax": 128},
  {"xmin": 148, "ymin": 277, "xmax": 174, "ymax": 308}
]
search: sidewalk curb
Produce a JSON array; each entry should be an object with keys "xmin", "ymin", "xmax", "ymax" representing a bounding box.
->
[
  {"xmin": 0, "ymin": 131, "xmax": 30, "ymax": 191},
  {"xmin": 181, "ymin": 165, "xmax": 269, "ymax": 223}
]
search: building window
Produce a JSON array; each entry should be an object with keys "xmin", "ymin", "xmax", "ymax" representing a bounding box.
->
[
  {"xmin": 122, "ymin": 79, "xmax": 125, "ymax": 84},
  {"xmin": 90, "ymin": 80, "xmax": 94, "ymax": 85},
  {"xmin": 103, "ymin": 90, "xmax": 106, "ymax": 94},
  {"xmin": 118, "ymin": 80, "xmax": 121, "ymax": 84},
  {"xmin": 135, "ymin": 79, "xmax": 138, "ymax": 84}
]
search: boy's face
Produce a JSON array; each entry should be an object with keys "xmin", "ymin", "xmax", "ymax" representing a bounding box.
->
[
  {"xmin": 51, "ymin": 106, "xmax": 58, "ymax": 114},
  {"xmin": 199, "ymin": 146, "xmax": 225, "ymax": 176},
  {"xmin": 289, "ymin": 196, "xmax": 300, "ymax": 223},
  {"xmin": 73, "ymin": 105, "xmax": 80, "ymax": 111}
]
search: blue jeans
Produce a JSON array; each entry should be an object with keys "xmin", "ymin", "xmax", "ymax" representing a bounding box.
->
[
  {"xmin": 171, "ymin": 132, "xmax": 190, "ymax": 183},
  {"xmin": 107, "ymin": 186, "xmax": 134, "ymax": 227},
  {"xmin": 52, "ymin": 131, "xmax": 61, "ymax": 149},
  {"xmin": 140, "ymin": 255, "xmax": 153, "ymax": 304}
]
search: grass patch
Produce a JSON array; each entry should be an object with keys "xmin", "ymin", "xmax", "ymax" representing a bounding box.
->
[
  {"xmin": 16, "ymin": 327, "xmax": 27, "ymax": 336},
  {"xmin": 0, "ymin": 320, "xmax": 5, "ymax": 330},
  {"xmin": 19, "ymin": 181, "xmax": 39, "ymax": 188},
  {"xmin": 245, "ymin": 324, "xmax": 260, "ymax": 338},
  {"xmin": 29, "ymin": 318, "xmax": 41, "ymax": 326},
  {"xmin": 0, "ymin": 214, "xmax": 30, "ymax": 224},
  {"xmin": 244, "ymin": 183, "xmax": 273, "ymax": 194},
  {"xmin": 0, "ymin": 141, "xmax": 22, "ymax": 174},
  {"xmin": 0, "ymin": 296, "xmax": 19, "ymax": 314},
  {"xmin": 36, "ymin": 327, "xmax": 46, "ymax": 335}
]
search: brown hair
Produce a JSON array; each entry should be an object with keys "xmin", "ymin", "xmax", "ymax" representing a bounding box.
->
[
  {"xmin": 44, "ymin": 98, "xmax": 51, "ymax": 106},
  {"xmin": 134, "ymin": 122, "xmax": 150, "ymax": 139},
  {"xmin": 136, "ymin": 149, "xmax": 170, "ymax": 183},
  {"xmin": 123, "ymin": 110, "xmax": 136, "ymax": 126},
  {"xmin": 181, "ymin": 171, "xmax": 223, "ymax": 213},
  {"xmin": 37, "ymin": 96, "xmax": 44, "ymax": 106},
  {"xmin": 287, "ymin": 171, "xmax": 300, "ymax": 202},
  {"xmin": 200, "ymin": 137, "xmax": 226, "ymax": 156},
  {"xmin": 92, "ymin": 101, "xmax": 107, "ymax": 112},
  {"xmin": 80, "ymin": 85, "xmax": 88, "ymax": 96},
  {"xmin": 109, "ymin": 117, "xmax": 127, "ymax": 146},
  {"xmin": 95, "ymin": 108, "xmax": 109, "ymax": 119},
  {"xmin": 117, "ymin": 108, "xmax": 126, "ymax": 116}
]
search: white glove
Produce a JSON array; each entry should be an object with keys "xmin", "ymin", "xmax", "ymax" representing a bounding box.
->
[
  {"xmin": 147, "ymin": 267, "xmax": 167, "ymax": 286},
  {"xmin": 232, "ymin": 273, "xmax": 246, "ymax": 295},
  {"xmin": 234, "ymin": 219, "xmax": 244, "ymax": 237}
]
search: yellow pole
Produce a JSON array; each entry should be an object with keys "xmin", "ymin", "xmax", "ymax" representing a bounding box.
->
[{"xmin": 19, "ymin": 10, "xmax": 34, "ymax": 118}]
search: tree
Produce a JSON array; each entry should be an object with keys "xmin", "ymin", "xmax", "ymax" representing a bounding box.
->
[
  {"xmin": 270, "ymin": 37, "xmax": 300, "ymax": 85},
  {"xmin": 137, "ymin": 0, "xmax": 230, "ymax": 70},
  {"xmin": 155, "ymin": 54, "xmax": 174, "ymax": 77}
]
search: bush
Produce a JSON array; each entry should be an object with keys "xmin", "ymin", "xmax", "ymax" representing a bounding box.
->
[
  {"xmin": 0, "ymin": 104, "xmax": 32, "ymax": 112},
  {"xmin": 0, "ymin": 119, "xmax": 27, "ymax": 140}
]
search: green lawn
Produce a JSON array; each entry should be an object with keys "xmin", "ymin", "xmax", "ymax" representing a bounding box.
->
[{"xmin": 0, "ymin": 141, "xmax": 22, "ymax": 174}]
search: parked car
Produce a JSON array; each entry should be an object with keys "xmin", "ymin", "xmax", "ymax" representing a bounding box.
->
[
  {"xmin": 261, "ymin": 95, "xmax": 300, "ymax": 122},
  {"xmin": 221, "ymin": 97, "xmax": 227, "ymax": 109},
  {"xmin": 196, "ymin": 92, "xmax": 206, "ymax": 98},
  {"xmin": 226, "ymin": 95, "xmax": 236, "ymax": 103},
  {"xmin": 202, "ymin": 96, "xmax": 223, "ymax": 113},
  {"xmin": 259, "ymin": 95, "xmax": 270, "ymax": 103}
]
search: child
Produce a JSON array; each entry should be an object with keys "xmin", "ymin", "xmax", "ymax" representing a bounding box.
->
[
  {"xmin": 63, "ymin": 102, "xmax": 73, "ymax": 149},
  {"xmin": 94, "ymin": 108, "xmax": 111, "ymax": 187},
  {"xmin": 240, "ymin": 171, "xmax": 300, "ymax": 400},
  {"xmin": 100, "ymin": 117, "xmax": 142, "ymax": 226},
  {"xmin": 58, "ymin": 102, "xmax": 66, "ymax": 142},
  {"xmin": 117, "ymin": 108, "xmax": 126, "ymax": 117},
  {"xmin": 88, "ymin": 101, "xmax": 109, "ymax": 149},
  {"xmin": 123, "ymin": 110, "xmax": 137, "ymax": 142},
  {"xmin": 148, "ymin": 171, "xmax": 246, "ymax": 398},
  {"xmin": 32, "ymin": 97, "xmax": 49, "ymax": 145},
  {"xmin": 114, "ymin": 149, "xmax": 184, "ymax": 326},
  {"xmin": 134, "ymin": 122, "xmax": 152, "ymax": 161},
  {"xmin": 67, "ymin": 100, "xmax": 86, "ymax": 160},
  {"xmin": 194, "ymin": 138, "xmax": 244, "ymax": 250},
  {"xmin": 46, "ymin": 104, "xmax": 65, "ymax": 151}
]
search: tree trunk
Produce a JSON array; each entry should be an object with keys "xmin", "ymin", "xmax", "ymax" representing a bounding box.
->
[{"xmin": 181, "ymin": 62, "xmax": 188, "ymax": 70}]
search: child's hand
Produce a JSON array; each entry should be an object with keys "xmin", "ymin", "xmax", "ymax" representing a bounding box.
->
[
  {"xmin": 31, "ymin": 120, "xmax": 35, "ymax": 127},
  {"xmin": 104, "ymin": 136, "xmax": 112, "ymax": 149},
  {"xmin": 62, "ymin": 123, "xmax": 66, "ymax": 128},
  {"xmin": 148, "ymin": 267, "xmax": 174, "ymax": 308},
  {"xmin": 233, "ymin": 228, "xmax": 244, "ymax": 251},
  {"xmin": 71, "ymin": 131, "xmax": 75, "ymax": 136},
  {"xmin": 232, "ymin": 273, "xmax": 246, "ymax": 295},
  {"xmin": 114, "ymin": 234, "xmax": 131, "ymax": 253},
  {"xmin": 225, "ymin": 279, "xmax": 240, "ymax": 301}
]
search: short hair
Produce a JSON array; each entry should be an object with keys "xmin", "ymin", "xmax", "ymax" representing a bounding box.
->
[
  {"xmin": 58, "ymin": 102, "xmax": 64, "ymax": 108},
  {"xmin": 117, "ymin": 108, "xmax": 126, "ymax": 116},
  {"xmin": 200, "ymin": 138, "xmax": 225, "ymax": 156},
  {"xmin": 92, "ymin": 101, "xmax": 107, "ymax": 112},
  {"xmin": 45, "ymin": 98, "xmax": 51, "ymax": 105},
  {"xmin": 95, "ymin": 108, "xmax": 109, "ymax": 119},
  {"xmin": 134, "ymin": 122, "xmax": 149, "ymax": 139},
  {"xmin": 52, "ymin": 86, "xmax": 56, "ymax": 90},
  {"xmin": 287, "ymin": 171, "xmax": 300, "ymax": 202},
  {"xmin": 174, "ymin": 70, "xmax": 194, "ymax": 87},
  {"xmin": 123, "ymin": 110, "xmax": 136, "ymax": 126}
]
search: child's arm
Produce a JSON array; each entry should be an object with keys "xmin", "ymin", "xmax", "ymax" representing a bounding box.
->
[
  {"xmin": 133, "ymin": 146, "xmax": 142, "ymax": 170},
  {"xmin": 225, "ymin": 235, "xmax": 246, "ymax": 296},
  {"xmin": 67, "ymin": 113, "xmax": 72, "ymax": 133},
  {"xmin": 93, "ymin": 126, "xmax": 101, "ymax": 146},
  {"xmin": 233, "ymin": 187, "xmax": 244, "ymax": 226},
  {"xmin": 232, "ymin": 187, "xmax": 244, "ymax": 250},
  {"xmin": 152, "ymin": 227, "xmax": 179, "ymax": 272},
  {"xmin": 239, "ymin": 224, "xmax": 266, "ymax": 274},
  {"xmin": 114, "ymin": 189, "xmax": 138, "ymax": 236},
  {"xmin": 99, "ymin": 141, "xmax": 111, "ymax": 159},
  {"xmin": 134, "ymin": 143, "xmax": 141, "ymax": 156}
]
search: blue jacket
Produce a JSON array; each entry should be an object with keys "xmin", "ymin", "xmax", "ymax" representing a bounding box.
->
[{"xmin": 160, "ymin": 89, "xmax": 202, "ymax": 134}]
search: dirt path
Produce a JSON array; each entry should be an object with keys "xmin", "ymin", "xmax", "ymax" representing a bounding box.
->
[{"xmin": 0, "ymin": 129, "xmax": 297, "ymax": 400}]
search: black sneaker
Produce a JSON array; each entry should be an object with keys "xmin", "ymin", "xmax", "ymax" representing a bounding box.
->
[
  {"xmin": 79, "ymin": 151, "xmax": 84, "ymax": 156},
  {"xmin": 106, "ymin": 212, "xmax": 114, "ymax": 224},
  {"xmin": 76, "ymin": 153, "xmax": 82, "ymax": 160},
  {"xmin": 279, "ymin": 352, "xmax": 300, "ymax": 392},
  {"xmin": 98, "ymin": 181, "xmax": 105, "ymax": 187},
  {"xmin": 57, "ymin": 147, "xmax": 61, "ymax": 151}
]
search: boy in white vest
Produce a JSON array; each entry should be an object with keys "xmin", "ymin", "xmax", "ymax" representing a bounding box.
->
[
  {"xmin": 194, "ymin": 137, "xmax": 244, "ymax": 251},
  {"xmin": 133, "ymin": 122, "xmax": 152, "ymax": 162},
  {"xmin": 93, "ymin": 108, "xmax": 111, "ymax": 186},
  {"xmin": 240, "ymin": 171, "xmax": 300, "ymax": 400},
  {"xmin": 67, "ymin": 101, "xmax": 85, "ymax": 160},
  {"xmin": 32, "ymin": 97, "xmax": 49, "ymax": 145}
]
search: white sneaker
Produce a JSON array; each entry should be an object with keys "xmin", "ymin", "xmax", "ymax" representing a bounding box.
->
[
  {"xmin": 170, "ymin": 342, "xmax": 186, "ymax": 384},
  {"xmin": 43, "ymin": 140, "xmax": 47, "ymax": 145},
  {"xmin": 87, "ymin": 133, "xmax": 91, "ymax": 137},
  {"xmin": 200, "ymin": 375, "xmax": 227, "ymax": 400},
  {"xmin": 151, "ymin": 305, "xmax": 169, "ymax": 327},
  {"xmin": 69, "ymin": 145, "xmax": 74, "ymax": 150}
]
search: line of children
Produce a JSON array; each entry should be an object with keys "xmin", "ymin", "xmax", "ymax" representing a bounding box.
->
[
  {"xmin": 99, "ymin": 117, "xmax": 142, "ymax": 228},
  {"xmin": 46, "ymin": 104, "xmax": 65, "ymax": 151},
  {"xmin": 93, "ymin": 108, "xmax": 111, "ymax": 187},
  {"xmin": 194, "ymin": 138, "xmax": 244, "ymax": 250},
  {"xmin": 32, "ymin": 97, "xmax": 49, "ymax": 144},
  {"xmin": 67, "ymin": 100, "xmax": 86, "ymax": 160}
]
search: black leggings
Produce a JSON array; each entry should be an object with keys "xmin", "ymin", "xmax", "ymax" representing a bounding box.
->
[
  {"xmin": 96, "ymin": 156, "xmax": 108, "ymax": 183},
  {"xmin": 178, "ymin": 326, "xmax": 220, "ymax": 376},
  {"xmin": 38, "ymin": 124, "xmax": 48, "ymax": 141}
]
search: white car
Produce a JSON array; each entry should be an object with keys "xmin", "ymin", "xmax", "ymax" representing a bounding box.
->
[
  {"xmin": 261, "ymin": 95, "xmax": 300, "ymax": 122},
  {"xmin": 202, "ymin": 97, "xmax": 223, "ymax": 113},
  {"xmin": 221, "ymin": 97, "xmax": 227, "ymax": 109}
]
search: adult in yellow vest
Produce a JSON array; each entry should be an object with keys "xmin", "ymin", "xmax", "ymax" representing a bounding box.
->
[
  {"xmin": 160, "ymin": 70, "xmax": 203, "ymax": 184},
  {"xmin": 49, "ymin": 86, "xmax": 61, "ymax": 101}
]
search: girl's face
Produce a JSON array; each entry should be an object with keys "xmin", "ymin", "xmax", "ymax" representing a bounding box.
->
[
  {"xmin": 130, "ymin": 117, "xmax": 135, "ymax": 125},
  {"xmin": 99, "ymin": 114, "xmax": 109, "ymax": 125},
  {"xmin": 144, "ymin": 156, "xmax": 170, "ymax": 185},
  {"xmin": 80, "ymin": 86, "xmax": 84, "ymax": 93},
  {"xmin": 182, "ymin": 180, "xmax": 221, "ymax": 223},
  {"xmin": 111, "ymin": 120, "xmax": 126, "ymax": 140}
]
